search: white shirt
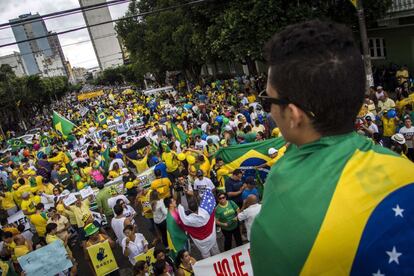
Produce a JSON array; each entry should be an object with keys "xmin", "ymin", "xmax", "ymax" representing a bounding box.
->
[
  {"xmin": 201, "ymin": 122, "xmax": 209, "ymax": 133},
  {"xmin": 193, "ymin": 177, "xmax": 215, "ymax": 198},
  {"xmin": 399, "ymin": 126, "xmax": 414, "ymax": 148},
  {"xmin": 174, "ymin": 140, "xmax": 182, "ymax": 153},
  {"xmin": 111, "ymin": 216, "xmax": 126, "ymax": 245},
  {"xmin": 195, "ymin": 140, "xmax": 208, "ymax": 150},
  {"xmin": 153, "ymin": 200, "xmax": 167, "ymax": 224},
  {"xmin": 121, "ymin": 233, "xmax": 148, "ymax": 265},
  {"xmin": 238, "ymin": 203, "xmax": 262, "ymax": 241},
  {"xmin": 368, "ymin": 123, "xmax": 379, "ymax": 134}
]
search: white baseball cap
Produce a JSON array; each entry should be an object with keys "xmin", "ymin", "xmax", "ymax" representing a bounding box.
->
[{"xmin": 268, "ymin": 148, "xmax": 278, "ymax": 155}]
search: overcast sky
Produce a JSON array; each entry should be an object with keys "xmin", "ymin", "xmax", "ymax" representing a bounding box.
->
[{"xmin": 0, "ymin": 0, "xmax": 129, "ymax": 69}]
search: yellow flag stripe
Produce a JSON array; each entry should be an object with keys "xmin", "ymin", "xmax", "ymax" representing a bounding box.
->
[
  {"xmin": 300, "ymin": 150, "xmax": 414, "ymax": 275},
  {"xmin": 222, "ymin": 149, "xmax": 271, "ymax": 172}
]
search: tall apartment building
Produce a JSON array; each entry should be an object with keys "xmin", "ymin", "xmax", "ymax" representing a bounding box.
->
[
  {"xmin": 9, "ymin": 13, "xmax": 68, "ymax": 77},
  {"xmin": 79, "ymin": 0, "xmax": 124, "ymax": 70},
  {"xmin": 0, "ymin": 52, "xmax": 27, "ymax": 77}
]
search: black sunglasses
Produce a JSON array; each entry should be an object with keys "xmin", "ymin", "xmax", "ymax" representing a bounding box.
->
[
  {"xmin": 258, "ymin": 90, "xmax": 316, "ymax": 119},
  {"xmin": 218, "ymin": 196, "xmax": 226, "ymax": 200}
]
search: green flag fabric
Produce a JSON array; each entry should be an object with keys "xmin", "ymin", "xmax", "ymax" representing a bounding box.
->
[
  {"xmin": 52, "ymin": 111, "xmax": 76, "ymax": 139},
  {"xmin": 166, "ymin": 211, "xmax": 187, "ymax": 259},
  {"xmin": 171, "ymin": 123, "xmax": 188, "ymax": 145},
  {"xmin": 40, "ymin": 135, "xmax": 50, "ymax": 147},
  {"xmin": 102, "ymin": 147, "xmax": 110, "ymax": 170},
  {"xmin": 7, "ymin": 138, "xmax": 26, "ymax": 151},
  {"xmin": 96, "ymin": 110, "xmax": 107, "ymax": 125},
  {"xmin": 250, "ymin": 132, "xmax": 414, "ymax": 275}
]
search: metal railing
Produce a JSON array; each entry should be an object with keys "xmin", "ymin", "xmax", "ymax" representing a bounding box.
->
[{"xmin": 388, "ymin": 0, "xmax": 414, "ymax": 13}]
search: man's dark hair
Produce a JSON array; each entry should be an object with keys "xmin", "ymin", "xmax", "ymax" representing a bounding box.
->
[
  {"xmin": 265, "ymin": 20, "xmax": 365, "ymax": 135},
  {"xmin": 114, "ymin": 204, "xmax": 124, "ymax": 216},
  {"xmin": 154, "ymin": 169, "xmax": 162, "ymax": 177},
  {"xmin": 163, "ymin": 197, "xmax": 173, "ymax": 209},
  {"xmin": 153, "ymin": 260, "xmax": 166, "ymax": 276}
]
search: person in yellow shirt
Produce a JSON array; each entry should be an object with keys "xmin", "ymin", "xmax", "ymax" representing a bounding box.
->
[
  {"xmin": 150, "ymin": 169, "xmax": 172, "ymax": 199},
  {"xmin": 20, "ymin": 192, "xmax": 37, "ymax": 216},
  {"xmin": 38, "ymin": 178, "xmax": 55, "ymax": 195},
  {"xmin": 12, "ymin": 235, "xmax": 32, "ymax": 263},
  {"xmin": 162, "ymin": 144, "xmax": 180, "ymax": 178},
  {"xmin": 211, "ymin": 158, "xmax": 230, "ymax": 192},
  {"xmin": 29, "ymin": 203, "xmax": 48, "ymax": 241},
  {"xmin": 382, "ymin": 110, "xmax": 399, "ymax": 147},
  {"xmin": 128, "ymin": 146, "xmax": 150, "ymax": 174},
  {"xmin": 107, "ymin": 162, "xmax": 121, "ymax": 180},
  {"xmin": 0, "ymin": 186, "xmax": 17, "ymax": 216}
]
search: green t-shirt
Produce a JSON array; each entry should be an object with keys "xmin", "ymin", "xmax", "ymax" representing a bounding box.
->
[
  {"xmin": 95, "ymin": 187, "xmax": 113, "ymax": 217},
  {"xmin": 215, "ymin": 200, "xmax": 239, "ymax": 231}
]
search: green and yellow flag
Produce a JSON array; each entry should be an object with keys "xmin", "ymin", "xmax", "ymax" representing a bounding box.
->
[
  {"xmin": 166, "ymin": 210, "xmax": 187, "ymax": 259},
  {"xmin": 171, "ymin": 122, "xmax": 188, "ymax": 145},
  {"xmin": 7, "ymin": 138, "xmax": 26, "ymax": 151},
  {"xmin": 40, "ymin": 135, "xmax": 50, "ymax": 147},
  {"xmin": 251, "ymin": 132, "xmax": 414, "ymax": 275},
  {"xmin": 96, "ymin": 110, "xmax": 107, "ymax": 125},
  {"xmin": 350, "ymin": 0, "xmax": 357, "ymax": 7},
  {"xmin": 52, "ymin": 111, "xmax": 76, "ymax": 139}
]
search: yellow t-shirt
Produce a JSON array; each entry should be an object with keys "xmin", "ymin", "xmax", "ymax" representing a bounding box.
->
[
  {"xmin": 138, "ymin": 189, "xmax": 153, "ymax": 219},
  {"xmin": 13, "ymin": 244, "xmax": 30, "ymax": 259},
  {"xmin": 382, "ymin": 117, "xmax": 397, "ymax": 137},
  {"xmin": 30, "ymin": 213, "xmax": 48, "ymax": 237},
  {"xmin": 108, "ymin": 170, "xmax": 120, "ymax": 179},
  {"xmin": 162, "ymin": 152, "xmax": 179, "ymax": 172},
  {"xmin": 46, "ymin": 234, "xmax": 72, "ymax": 256},
  {"xmin": 21, "ymin": 198, "xmax": 37, "ymax": 214},
  {"xmin": 247, "ymin": 94, "xmax": 256, "ymax": 103},
  {"xmin": 216, "ymin": 167, "xmax": 230, "ymax": 191},
  {"xmin": 38, "ymin": 183, "xmax": 55, "ymax": 195},
  {"xmin": 69, "ymin": 199, "xmax": 91, "ymax": 228},
  {"xmin": 0, "ymin": 192, "xmax": 16, "ymax": 209},
  {"xmin": 150, "ymin": 178, "xmax": 172, "ymax": 199},
  {"xmin": 131, "ymin": 156, "xmax": 149, "ymax": 174}
]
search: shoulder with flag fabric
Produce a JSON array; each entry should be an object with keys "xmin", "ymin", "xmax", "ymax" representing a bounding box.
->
[{"xmin": 251, "ymin": 132, "xmax": 414, "ymax": 276}]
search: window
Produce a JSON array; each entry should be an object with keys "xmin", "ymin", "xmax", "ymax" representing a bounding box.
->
[{"xmin": 368, "ymin": 38, "xmax": 386, "ymax": 59}]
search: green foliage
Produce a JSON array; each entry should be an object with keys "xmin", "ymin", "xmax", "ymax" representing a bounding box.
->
[
  {"xmin": 115, "ymin": 0, "xmax": 392, "ymax": 81},
  {"xmin": 0, "ymin": 65, "xmax": 71, "ymax": 131}
]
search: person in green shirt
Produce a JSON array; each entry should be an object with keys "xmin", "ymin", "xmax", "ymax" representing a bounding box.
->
[
  {"xmin": 190, "ymin": 123, "xmax": 203, "ymax": 138},
  {"xmin": 214, "ymin": 192, "xmax": 242, "ymax": 251},
  {"xmin": 95, "ymin": 183, "xmax": 113, "ymax": 220}
]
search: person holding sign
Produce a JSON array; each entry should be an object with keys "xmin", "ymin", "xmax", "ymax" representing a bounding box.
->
[{"xmin": 121, "ymin": 224, "xmax": 148, "ymax": 265}]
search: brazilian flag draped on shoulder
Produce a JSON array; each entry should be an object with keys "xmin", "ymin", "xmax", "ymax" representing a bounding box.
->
[
  {"xmin": 40, "ymin": 135, "xmax": 51, "ymax": 147},
  {"xmin": 166, "ymin": 210, "xmax": 187, "ymax": 259},
  {"xmin": 171, "ymin": 122, "xmax": 188, "ymax": 145},
  {"xmin": 214, "ymin": 137, "xmax": 286, "ymax": 183},
  {"xmin": 7, "ymin": 138, "xmax": 26, "ymax": 151},
  {"xmin": 52, "ymin": 111, "xmax": 76, "ymax": 140},
  {"xmin": 96, "ymin": 110, "xmax": 107, "ymax": 125},
  {"xmin": 251, "ymin": 132, "xmax": 414, "ymax": 276}
]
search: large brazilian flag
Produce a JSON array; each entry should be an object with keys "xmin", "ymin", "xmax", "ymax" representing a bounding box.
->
[
  {"xmin": 215, "ymin": 137, "xmax": 286, "ymax": 182},
  {"xmin": 52, "ymin": 111, "xmax": 76, "ymax": 140},
  {"xmin": 251, "ymin": 132, "xmax": 414, "ymax": 275}
]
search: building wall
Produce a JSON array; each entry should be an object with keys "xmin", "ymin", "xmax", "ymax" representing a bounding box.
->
[
  {"xmin": 368, "ymin": 25, "xmax": 414, "ymax": 71},
  {"xmin": 79, "ymin": 0, "xmax": 123, "ymax": 70},
  {"xmin": 0, "ymin": 52, "xmax": 27, "ymax": 77}
]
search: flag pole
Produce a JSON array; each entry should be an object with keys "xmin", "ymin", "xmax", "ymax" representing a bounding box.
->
[{"xmin": 356, "ymin": 0, "xmax": 374, "ymax": 91}]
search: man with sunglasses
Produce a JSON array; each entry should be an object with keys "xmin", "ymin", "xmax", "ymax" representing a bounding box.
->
[{"xmin": 251, "ymin": 20, "xmax": 414, "ymax": 275}]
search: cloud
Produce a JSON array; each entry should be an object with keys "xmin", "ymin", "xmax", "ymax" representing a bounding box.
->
[{"xmin": 0, "ymin": 0, "xmax": 128, "ymax": 69}]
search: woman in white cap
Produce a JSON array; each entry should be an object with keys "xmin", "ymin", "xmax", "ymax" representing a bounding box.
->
[{"xmin": 390, "ymin": 133, "xmax": 408, "ymax": 158}]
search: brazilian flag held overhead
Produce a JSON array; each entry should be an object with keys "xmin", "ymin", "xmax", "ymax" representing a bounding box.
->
[
  {"xmin": 171, "ymin": 122, "xmax": 188, "ymax": 145},
  {"xmin": 52, "ymin": 111, "xmax": 76, "ymax": 139},
  {"xmin": 7, "ymin": 138, "xmax": 26, "ymax": 151},
  {"xmin": 96, "ymin": 110, "xmax": 107, "ymax": 125},
  {"xmin": 40, "ymin": 135, "xmax": 50, "ymax": 147},
  {"xmin": 214, "ymin": 137, "xmax": 286, "ymax": 182},
  {"xmin": 251, "ymin": 132, "xmax": 414, "ymax": 275}
]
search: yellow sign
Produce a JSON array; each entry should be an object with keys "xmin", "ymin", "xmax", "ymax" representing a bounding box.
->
[
  {"xmin": 87, "ymin": 240, "xmax": 118, "ymax": 276},
  {"xmin": 134, "ymin": 247, "xmax": 156, "ymax": 271},
  {"xmin": 77, "ymin": 90, "xmax": 104, "ymax": 101}
]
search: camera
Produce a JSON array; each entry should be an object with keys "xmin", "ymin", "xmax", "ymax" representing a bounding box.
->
[{"xmin": 173, "ymin": 184, "xmax": 184, "ymax": 192}]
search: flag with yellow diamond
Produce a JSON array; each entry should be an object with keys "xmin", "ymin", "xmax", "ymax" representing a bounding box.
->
[{"xmin": 52, "ymin": 111, "xmax": 76, "ymax": 140}]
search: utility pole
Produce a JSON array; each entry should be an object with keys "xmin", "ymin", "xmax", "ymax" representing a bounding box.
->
[{"xmin": 356, "ymin": 0, "xmax": 374, "ymax": 90}]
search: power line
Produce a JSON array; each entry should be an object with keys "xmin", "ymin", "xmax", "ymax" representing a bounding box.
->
[
  {"xmin": 0, "ymin": 0, "xmax": 209, "ymax": 49},
  {"xmin": 0, "ymin": 0, "xmax": 130, "ymax": 30}
]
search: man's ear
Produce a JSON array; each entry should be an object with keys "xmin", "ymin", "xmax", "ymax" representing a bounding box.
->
[{"xmin": 287, "ymin": 103, "xmax": 308, "ymax": 129}]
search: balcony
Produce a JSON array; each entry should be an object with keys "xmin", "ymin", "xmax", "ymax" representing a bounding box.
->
[{"xmin": 388, "ymin": 0, "xmax": 414, "ymax": 14}]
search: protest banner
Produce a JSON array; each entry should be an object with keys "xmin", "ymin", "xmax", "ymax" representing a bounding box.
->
[
  {"xmin": 77, "ymin": 90, "xmax": 104, "ymax": 101},
  {"xmin": 80, "ymin": 186, "xmax": 94, "ymax": 199},
  {"xmin": 134, "ymin": 247, "xmax": 156, "ymax": 273},
  {"xmin": 18, "ymin": 240, "xmax": 73, "ymax": 276},
  {"xmin": 193, "ymin": 243, "xmax": 252, "ymax": 276},
  {"xmin": 63, "ymin": 193, "xmax": 77, "ymax": 206},
  {"xmin": 91, "ymin": 211, "xmax": 108, "ymax": 227},
  {"xmin": 6, "ymin": 211, "xmax": 30, "ymax": 231},
  {"xmin": 87, "ymin": 240, "xmax": 118, "ymax": 276}
]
